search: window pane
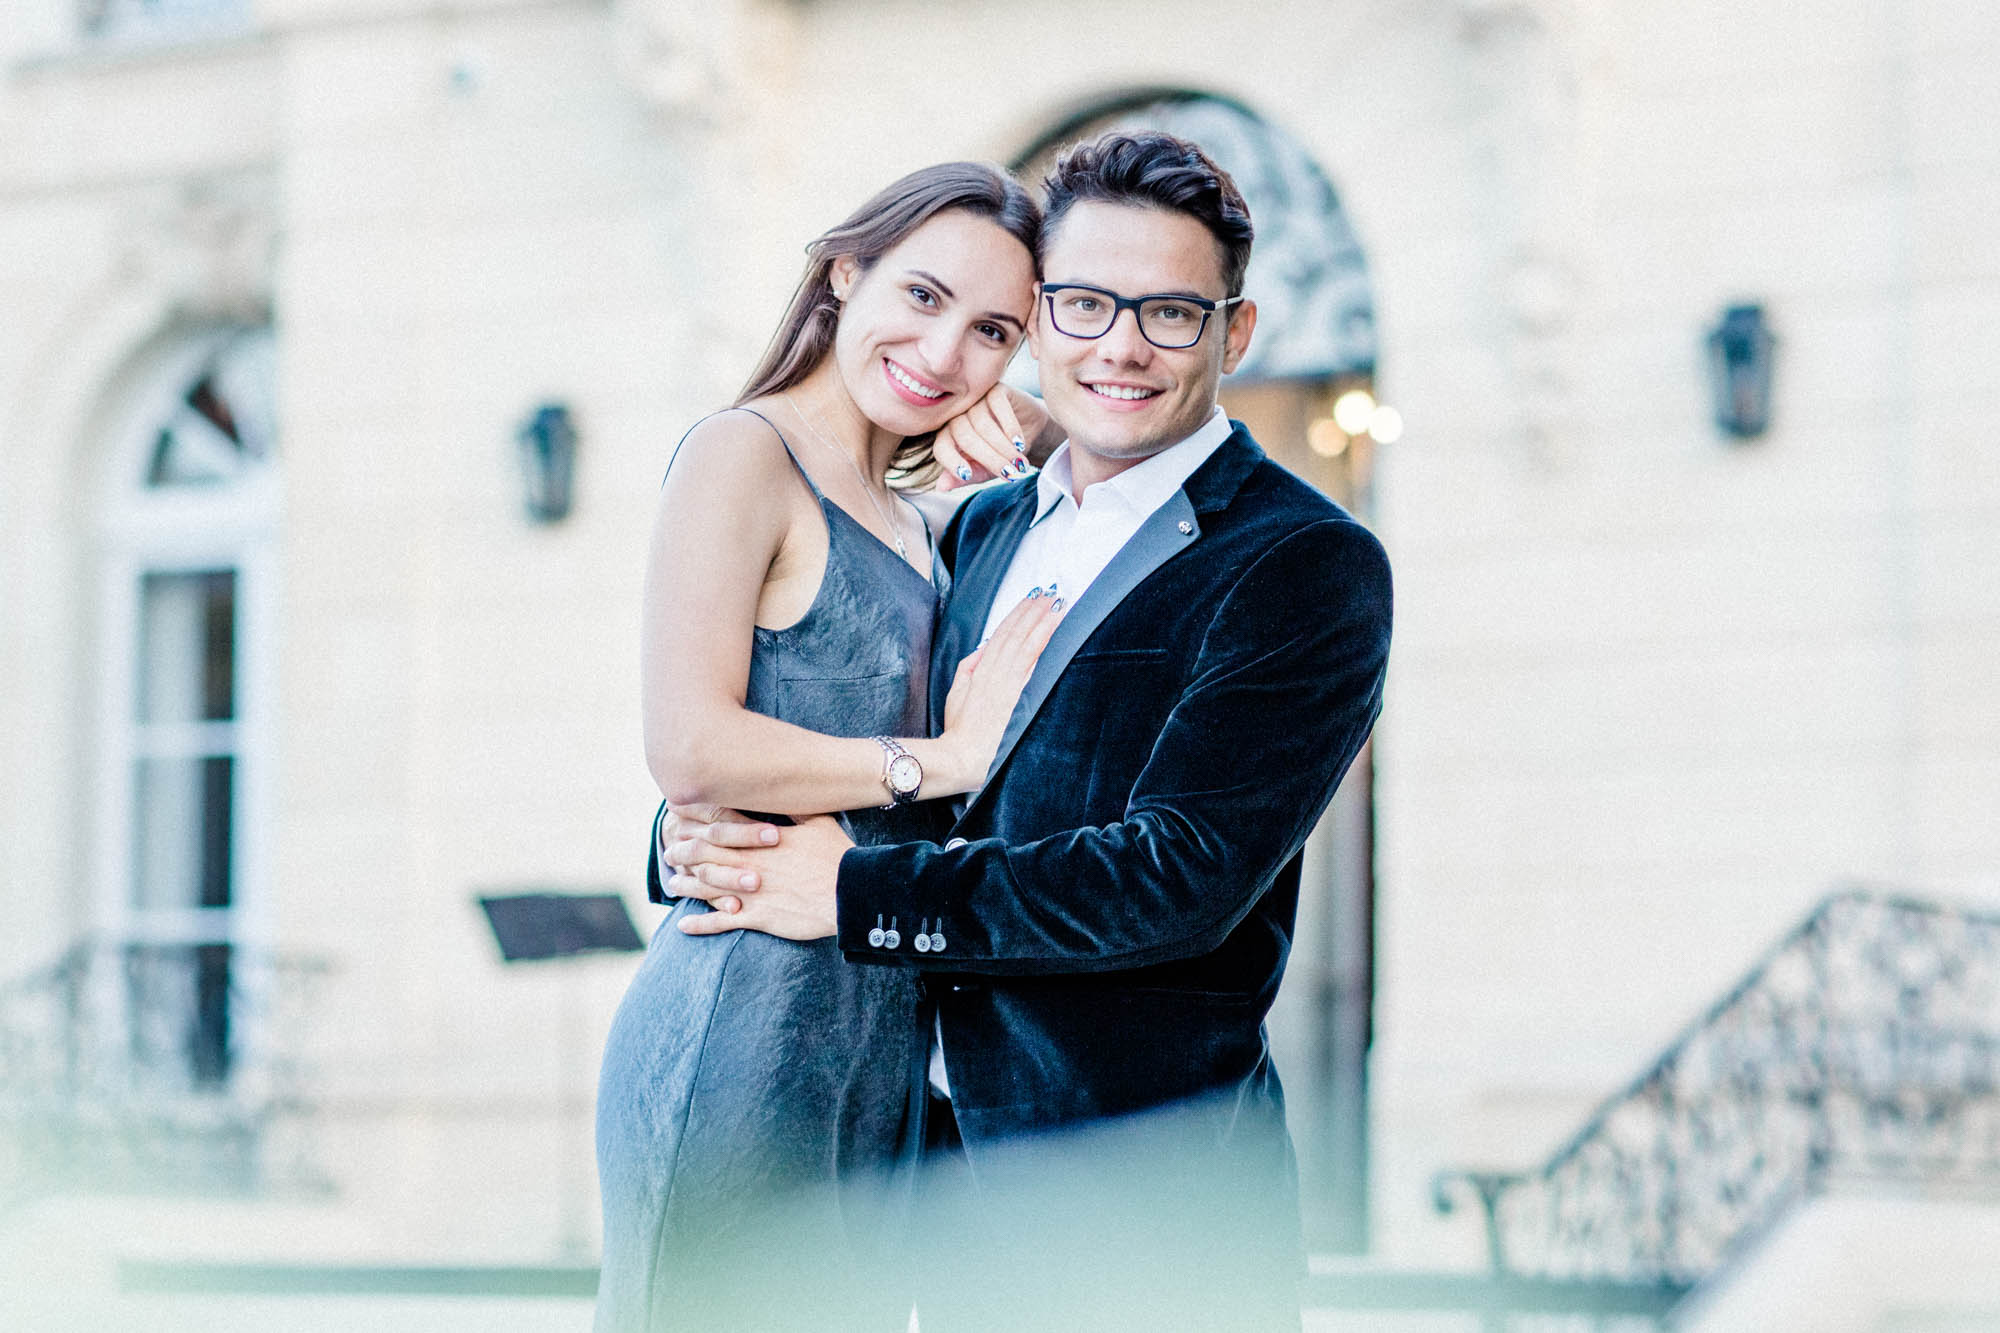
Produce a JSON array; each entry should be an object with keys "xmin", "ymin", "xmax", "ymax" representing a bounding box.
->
[
  {"xmin": 82, "ymin": 0, "xmax": 250, "ymax": 45},
  {"xmin": 138, "ymin": 570, "xmax": 236, "ymax": 723},
  {"xmin": 132, "ymin": 755, "xmax": 233, "ymax": 910}
]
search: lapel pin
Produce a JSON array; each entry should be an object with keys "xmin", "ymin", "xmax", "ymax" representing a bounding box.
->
[{"xmin": 1178, "ymin": 520, "xmax": 1194, "ymax": 535}]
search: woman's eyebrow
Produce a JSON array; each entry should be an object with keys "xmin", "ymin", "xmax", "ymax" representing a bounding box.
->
[{"xmin": 907, "ymin": 268, "xmax": 1024, "ymax": 330}]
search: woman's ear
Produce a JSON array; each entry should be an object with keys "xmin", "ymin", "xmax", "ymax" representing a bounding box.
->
[{"xmin": 829, "ymin": 254, "xmax": 861, "ymax": 302}]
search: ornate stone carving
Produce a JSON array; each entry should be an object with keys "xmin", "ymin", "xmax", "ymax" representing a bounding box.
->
[{"xmin": 111, "ymin": 176, "xmax": 274, "ymax": 325}]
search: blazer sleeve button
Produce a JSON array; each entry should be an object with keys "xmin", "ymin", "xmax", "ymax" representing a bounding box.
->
[{"xmin": 943, "ymin": 837, "xmax": 968, "ymax": 850}]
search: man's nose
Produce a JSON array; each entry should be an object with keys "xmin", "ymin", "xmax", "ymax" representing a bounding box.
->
[{"xmin": 1094, "ymin": 305, "xmax": 1154, "ymax": 366}]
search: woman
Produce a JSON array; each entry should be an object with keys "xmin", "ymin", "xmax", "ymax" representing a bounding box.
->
[{"xmin": 595, "ymin": 163, "xmax": 1055, "ymax": 1333}]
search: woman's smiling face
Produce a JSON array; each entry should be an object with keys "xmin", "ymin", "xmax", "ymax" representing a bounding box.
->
[{"xmin": 828, "ymin": 208, "xmax": 1037, "ymax": 435}]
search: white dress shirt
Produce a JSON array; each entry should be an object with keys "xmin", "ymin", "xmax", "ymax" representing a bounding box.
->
[{"xmin": 931, "ymin": 405, "xmax": 1235, "ymax": 1099}]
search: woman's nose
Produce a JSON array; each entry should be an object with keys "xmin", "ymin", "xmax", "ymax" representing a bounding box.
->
[{"xmin": 919, "ymin": 327, "xmax": 964, "ymax": 378}]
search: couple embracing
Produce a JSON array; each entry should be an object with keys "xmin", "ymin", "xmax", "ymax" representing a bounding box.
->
[{"xmin": 594, "ymin": 131, "xmax": 1392, "ymax": 1333}]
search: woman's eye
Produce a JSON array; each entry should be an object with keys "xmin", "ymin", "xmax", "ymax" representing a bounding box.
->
[
  {"xmin": 976, "ymin": 323, "xmax": 1010, "ymax": 344},
  {"xmin": 908, "ymin": 285, "xmax": 938, "ymax": 308}
]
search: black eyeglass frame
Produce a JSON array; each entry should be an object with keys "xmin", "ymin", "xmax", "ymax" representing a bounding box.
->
[{"xmin": 1039, "ymin": 282, "xmax": 1246, "ymax": 350}]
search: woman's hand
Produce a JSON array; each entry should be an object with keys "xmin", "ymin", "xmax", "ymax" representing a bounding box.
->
[
  {"xmin": 935, "ymin": 587, "xmax": 1066, "ymax": 788},
  {"xmin": 933, "ymin": 385, "xmax": 1050, "ymax": 490},
  {"xmin": 662, "ymin": 802, "xmax": 779, "ymax": 913}
]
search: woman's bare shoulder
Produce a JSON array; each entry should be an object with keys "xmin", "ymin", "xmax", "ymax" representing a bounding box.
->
[{"xmin": 661, "ymin": 406, "xmax": 800, "ymax": 492}]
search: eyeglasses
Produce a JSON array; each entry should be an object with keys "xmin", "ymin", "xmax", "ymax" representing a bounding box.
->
[{"xmin": 1040, "ymin": 283, "xmax": 1244, "ymax": 350}]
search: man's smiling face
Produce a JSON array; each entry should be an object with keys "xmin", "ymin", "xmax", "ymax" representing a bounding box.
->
[{"xmin": 1028, "ymin": 200, "xmax": 1256, "ymax": 487}]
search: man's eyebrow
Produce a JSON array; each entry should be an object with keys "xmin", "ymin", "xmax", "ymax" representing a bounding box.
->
[{"xmin": 1048, "ymin": 279, "xmax": 1215, "ymax": 302}]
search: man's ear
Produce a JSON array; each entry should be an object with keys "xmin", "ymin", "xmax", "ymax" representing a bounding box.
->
[
  {"xmin": 1219, "ymin": 298, "xmax": 1257, "ymax": 375},
  {"xmin": 829, "ymin": 254, "xmax": 862, "ymax": 302},
  {"xmin": 1025, "ymin": 291, "xmax": 1046, "ymax": 362}
]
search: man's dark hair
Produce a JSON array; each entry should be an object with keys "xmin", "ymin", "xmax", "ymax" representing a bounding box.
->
[{"xmin": 1042, "ymin": 130, "xmax": 1255, "ymax": 298}]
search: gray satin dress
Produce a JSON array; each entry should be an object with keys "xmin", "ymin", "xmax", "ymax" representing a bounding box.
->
[{"xmin": 595, "ymin": 412, "xmax": 942, "ymax": 1333}]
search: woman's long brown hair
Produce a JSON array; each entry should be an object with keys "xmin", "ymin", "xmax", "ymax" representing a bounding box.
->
[{"xmin": 736, "ymin": 162, "xmax": 1041, "ymax": 483}]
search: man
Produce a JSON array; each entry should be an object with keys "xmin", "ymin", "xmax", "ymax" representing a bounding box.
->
[{"xmin": 664, "ymin": 132, "xmax": 1392, "ymax": 1330}]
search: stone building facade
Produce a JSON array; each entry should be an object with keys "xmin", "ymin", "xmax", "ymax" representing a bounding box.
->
[{"xmin": 3, "ymin": 0, "xmax": 1998, "ymax": 1327}]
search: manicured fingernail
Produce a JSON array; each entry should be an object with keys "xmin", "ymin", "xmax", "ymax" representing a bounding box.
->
[
  {"xmin": 1012, "ymin": 436, "xmax": 1027, "ymax": 453},
  {"xmin": 759, "ymin": 827, "xmax": 779, "ymax": 845},
  {"xmin": 1011, "ymin": 459, "xmax": 1031, "ymax": 476},
  {"xmin": 1050, "ymin": 598, "xmax": 1064, "ymax": 612},
  {"xmin": 956, "ymin": 464, "xmax": 973, "ymax": 481},
  {"xmin": 1027, "ymin": 586, "xmax": 1043, "ymax": 599}
]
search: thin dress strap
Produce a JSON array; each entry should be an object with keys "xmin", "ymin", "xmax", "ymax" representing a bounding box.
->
[{"xmin": 732, "ymin": 406, "xmax": 824, "ymax": 500}]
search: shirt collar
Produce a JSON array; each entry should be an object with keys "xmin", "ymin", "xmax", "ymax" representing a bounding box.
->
[{"xmin": 1031, "ymin": 406, "xmax": 1233, "ymax": 522}]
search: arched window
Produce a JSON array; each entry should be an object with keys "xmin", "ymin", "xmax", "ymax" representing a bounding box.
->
[{"xmin": 95, "ymin": 326, "xmax": 276, "ymax": 1088}]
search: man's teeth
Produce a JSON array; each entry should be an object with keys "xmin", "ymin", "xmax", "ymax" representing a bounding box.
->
[
  {"xmin": 888, "ymin": 362, "xmax": 945, "ymax": 398},
  {"xmin": 1088, "ymin": 384, "xmax": 1160, "ymax": 400}
]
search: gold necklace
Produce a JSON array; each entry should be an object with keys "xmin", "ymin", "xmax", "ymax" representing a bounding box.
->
[{"xmin": 784, "ymin": 393, "xmax": 909, "ymax": 561}]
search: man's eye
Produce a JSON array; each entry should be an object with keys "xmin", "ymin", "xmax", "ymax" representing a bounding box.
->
[
  {"xmin": 1154, "ymin": 303, "xmax": 1196, "ymax": 322},
  {"xmin": 1068, "ymin": 297, "xmax": 1101, "ymax": 313}
]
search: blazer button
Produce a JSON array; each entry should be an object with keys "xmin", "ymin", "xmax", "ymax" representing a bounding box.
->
[
  {"xmin": 929, "ymin": 932, "xmax": 946, "ymax": 952},
  {"xmin": 943, "ymin": 837, "xmax": 968, "ymax": 850}
]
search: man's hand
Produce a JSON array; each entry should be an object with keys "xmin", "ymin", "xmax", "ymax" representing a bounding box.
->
[
  {"xmin": 670, "ymin": 814, "xmax": 852, "ymax": 940},
  {"xmin": 661, "ymin": 803, "xmax": 777, "ymax": 914}
]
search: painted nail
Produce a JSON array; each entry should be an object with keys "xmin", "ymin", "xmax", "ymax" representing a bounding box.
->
[
  {"xmin": 956, "ymin": 464, "xmax": 973, "ymax": 482},
  {"xmin": 1012, "ymin": 436, "xmax": 1027, "ymax": 453},
  {"xmin": 1027, "ymin": 586, "xmax": 1044, "ymax": 600},
  {"xmin": 1011, "ymin": 458, "xmax": 1031, "ymax": 477},
  {"xmin": 1050, "ymin": 598, "xmax": 1065, "ymax": 613}
]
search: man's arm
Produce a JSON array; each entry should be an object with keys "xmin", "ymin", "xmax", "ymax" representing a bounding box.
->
[{"xmin": 837, "ymin": 518, "xmax": 1391, "ymax": 976}]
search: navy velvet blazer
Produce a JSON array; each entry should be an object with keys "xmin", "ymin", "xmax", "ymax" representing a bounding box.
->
[{"xmin": 835, "ymin": 423, "xmax": 1393, "ymax": 1146}]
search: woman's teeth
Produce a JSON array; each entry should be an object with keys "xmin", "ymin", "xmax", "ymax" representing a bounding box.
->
[{"xmin": 887, "ymin": 361, "xmax": 944, "ymax": 399}]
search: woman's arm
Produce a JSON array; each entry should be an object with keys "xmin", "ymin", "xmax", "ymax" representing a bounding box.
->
[{"xmin": 642, "ymin": 412, "xmax": 1055, "ymax": 816}]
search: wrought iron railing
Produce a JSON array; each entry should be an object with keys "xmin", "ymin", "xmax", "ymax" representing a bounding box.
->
[
  {"xmin": 1434, "ymin": 888, "xmax": 2000, "ymax": 1288},
  {"xmin": 0, "ymin": 936, "xmax": 330, "ymax": 1210}
]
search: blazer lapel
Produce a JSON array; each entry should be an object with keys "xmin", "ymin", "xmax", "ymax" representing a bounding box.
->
[
  {"xmin": 960, "ymin": 489, "xmax": 1200, "ymax": 821},
  {"xmin": 930, "ymin": 484, "xmax": 1040, "ymax": 725},
  {"xmin": 952, "ymin": 425, "xmax": 1267, "ymax": 823}
]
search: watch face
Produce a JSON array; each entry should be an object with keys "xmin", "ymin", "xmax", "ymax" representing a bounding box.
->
[{"xmin": 888, "ymin": 753, "xmax": 922, "ymax": 794}]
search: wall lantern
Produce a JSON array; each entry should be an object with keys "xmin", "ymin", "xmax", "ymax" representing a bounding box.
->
[
  {"xmin": 517, "ymin": 401, "xmax": 578, "ymax": 523},
  {"xmin": 1705, "ymin": 304, "xmax": 1776, "ymax": 441}
]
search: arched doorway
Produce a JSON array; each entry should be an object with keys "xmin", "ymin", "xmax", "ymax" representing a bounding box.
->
[{"xmin": 1013, "ymin": 93, "xmax": 1383, "ymax": 1252}]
